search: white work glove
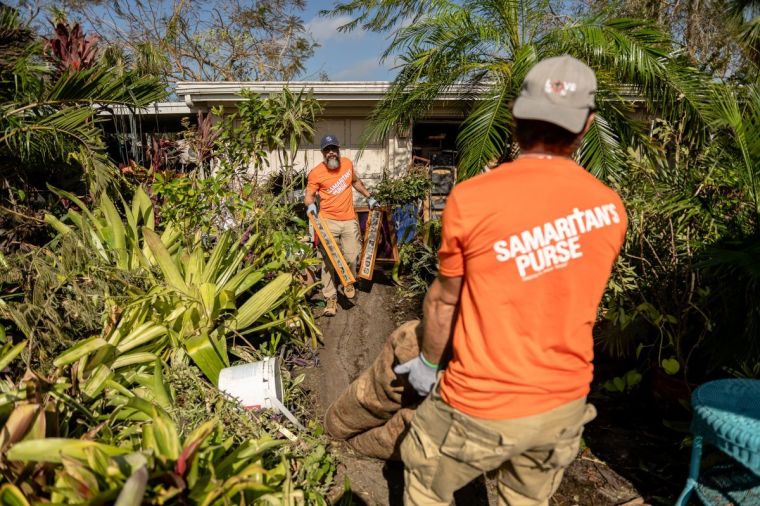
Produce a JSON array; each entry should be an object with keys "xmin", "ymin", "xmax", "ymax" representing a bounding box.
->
[
  {"xmin": 307, "ymin": 203, "xmax": 318, "ymax": 216},
  {"xmin": 367, "ymin": 196, "xmax": 379, "ymax": 210},
  {"xmin": 394, "ymin": 353, "xmax": 438, "ymax": 397}
]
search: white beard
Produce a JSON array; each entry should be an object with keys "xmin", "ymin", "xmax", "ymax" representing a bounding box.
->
[{"xmin": 326, "ymin": 157, "xmax": 340, "ymax": 170}]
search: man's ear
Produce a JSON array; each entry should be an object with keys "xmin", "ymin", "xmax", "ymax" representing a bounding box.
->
[{"xmin": 581, "ymin": 112, "xmax": 595, "ymax": 137}]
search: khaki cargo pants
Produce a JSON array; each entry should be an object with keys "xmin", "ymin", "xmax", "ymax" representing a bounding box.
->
[
  {"xmin": 319, "ymin": 218, "xmax": 361, "ymax": 300},
  {"xmin": 400, "ymin": 389, "xmax": 596, "ymax": 506}
]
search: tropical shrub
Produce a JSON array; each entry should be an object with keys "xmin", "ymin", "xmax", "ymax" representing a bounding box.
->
[
  {"xmin": 0, "ymin": 6, "xmax": 165, "ymax": 251},
  {"xmin": 0, "ymin": 351, "xmax": 333, "ymax": 504},
  {"xmin": 599, "ymin": 82, "xmax": 760, "ymax": 382},
  {"xmin": 373, "ymin": 167, "xmax": 432, "ymax": 208},
  {"xmin": 0, "ymin": 185, "xmax": 331, "ymax": 503}
]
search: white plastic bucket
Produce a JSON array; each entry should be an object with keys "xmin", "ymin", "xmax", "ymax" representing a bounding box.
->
[{"xmin": 218, "ymin": 357, "xmax": 283, "ymax": 410}]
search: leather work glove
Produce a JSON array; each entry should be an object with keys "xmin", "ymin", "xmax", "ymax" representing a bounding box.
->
[
  {"xmin": 307, "ymin": 203, "xmax": 318, "ymax": 216},
  {"xmin": 367, "ymin": 196, "xmax": 379, "ymax": 210},
  {"xmin": 394, "ymin": 353, "xmax": 438, "ymax": 397}
]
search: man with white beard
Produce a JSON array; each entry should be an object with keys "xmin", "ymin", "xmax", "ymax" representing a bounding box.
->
[{"xmin": 305, "ymin": 134, "xmax": 378, "ymax": 317}]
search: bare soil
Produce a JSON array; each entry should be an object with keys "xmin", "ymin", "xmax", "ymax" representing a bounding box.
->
[{"xmin": 302, "ymin": 274, "xmax": 677, "ymax": 505}]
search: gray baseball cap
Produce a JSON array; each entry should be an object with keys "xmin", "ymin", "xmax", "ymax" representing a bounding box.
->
[{"xmin": 512, "ymin": 55, "xmax": 596, "ymax": 134}]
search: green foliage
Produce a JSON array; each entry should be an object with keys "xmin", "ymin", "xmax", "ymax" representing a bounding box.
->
[
  {"xmin": 0, "ymin": 6, "xmax": 166, "ymax": 196},
  {"xmin": 373, "ymin": 168, "xmax": 432, "ymax": 207},
  {"xmin": 210, "ymin": 88, "xmax": 322, "ymax": 185},
  {"xmin": 151, "ymin": 169, "xmax": 257, "ymax": 237},
  {"xmin": 599, "ymin": 84, "xmax": 760, "ymax": 382},
  {"xmin": 152, "ymin": 87, "xmax": 322, "ymax": 239},
  {"xmin": 4, "ymin": 400, "xmax": 305, "ymax": 503},
  {"xmin": 602, "ymin": 369, "xmax": 643, "ymax": 393},
  {"xmin": 395, "ymin": 219, "xmax": 442, "ymax": 299},
  {"xmin": 0, "ymin": 187, "xmax": 333, "ymax": 503}
]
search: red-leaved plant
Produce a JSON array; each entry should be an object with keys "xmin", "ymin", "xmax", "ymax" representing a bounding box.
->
[{"xmin": 44, "ymin": 22, "xmax": 100, "ymax": 74}]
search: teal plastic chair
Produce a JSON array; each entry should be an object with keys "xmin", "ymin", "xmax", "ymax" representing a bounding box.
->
[{"xmin": 676, "ymin": 379, "xmax": 760, "ymax": 505}]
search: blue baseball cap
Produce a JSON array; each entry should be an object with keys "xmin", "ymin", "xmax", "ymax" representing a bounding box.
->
[{"xmin": 320, "ymin": 134, "xmax": 340, "ymax": 150}]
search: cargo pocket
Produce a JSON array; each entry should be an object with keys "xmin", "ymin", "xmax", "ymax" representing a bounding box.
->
[
  {"xmin": 548, "ymin": 403, "xmax": 597, "ymax": 469},
  {"xmin": 400, "ymin": 423, "xmax": 444, "ymax": 492},
  {"xmin": 439, "ymin": 416, "xmax": 508, "ymax": 472}
]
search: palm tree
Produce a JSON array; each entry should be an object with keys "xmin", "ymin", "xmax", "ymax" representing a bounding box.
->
[{"xmin": 330, "ymin": 0, "xmax": 714, "ymax": 180}]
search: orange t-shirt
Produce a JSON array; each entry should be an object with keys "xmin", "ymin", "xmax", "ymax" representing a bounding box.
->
[
  {"xmin": 438, "ymin": 157, "xmax": 627, "ymax": 419},
  {"xmin": 306, "ymin": 157, "xmax": 356, "ymax": 221}
]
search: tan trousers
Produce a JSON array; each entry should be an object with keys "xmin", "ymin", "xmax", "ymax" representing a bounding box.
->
[
  {"xmin": 320, "ymin": 218, "xmax": 361, "ymax": 299},
  {"xmin": 400, "ymin": 389, "xmax": 596, "ymax": 506}
]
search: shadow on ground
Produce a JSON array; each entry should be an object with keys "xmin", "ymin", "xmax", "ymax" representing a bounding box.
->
[{"xmin": 332, "ymin": 460, "xmax": 489, "ymax": 505}]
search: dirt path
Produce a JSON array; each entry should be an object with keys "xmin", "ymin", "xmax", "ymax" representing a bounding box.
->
[
  {"xmin": 305, "ymin": 277, "xmax": 401, "ymax": 504},
  {"xmin": 305, "ymin": 276, "xmax": 646, "ymax": 505}
]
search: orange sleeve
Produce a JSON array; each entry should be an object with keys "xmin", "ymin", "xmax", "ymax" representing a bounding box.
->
[
  {"xmin": 306, "ymin": 166, "xmax": 321, "ymax": 195},
  {"xmin": 438, "ymin": 191, "xmax": 465, "ymax": 277}
]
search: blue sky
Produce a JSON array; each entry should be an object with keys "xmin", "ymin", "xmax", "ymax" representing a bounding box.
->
[{"xmin": 301, "ymin": 0, "xmax": 397, "ymax": 81}]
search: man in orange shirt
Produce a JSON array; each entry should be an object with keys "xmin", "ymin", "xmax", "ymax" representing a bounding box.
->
[
  {"xmin": 394, "ymin": 56, "xmax": 627, "ymax": 505},
  {"xmin": 305, "ymin": 134, "xmax": 378, "ymax": 316}
]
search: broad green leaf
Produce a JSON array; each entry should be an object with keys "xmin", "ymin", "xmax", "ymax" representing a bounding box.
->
[
  {"xmin": 0, "ymin": 484, "xmax": 30, "ymax": 506},
  {"xmin": 201, "ymin": 232, "xmax": 231, "ymax": 283},
  {"xmin": 185, "ymin": 246, "xmax": 205, "ymax": 285},
  {"xmin": 132, "ymin": 186, "xmax": 155, "ymax": 230},
  {"xmin": 147, "ymin": 410, "xmax": 180, "ymax": 461},
  {"xmin": 7, "ymin": 438, "xmax": 128, "ymax": 464},
  {"xmin": 222, "ymin": 267, "xmax": 263, "ymax": 296},
  {"xmin": 218, "ymin": 289, "xmax": 236, "ymax": 311},
  {"xmin": 233, "ymin": 273, "xmax": 292, "ymax": 330},
  {"xmin": 0, "ymin": 340, "xmax": 27, "ymax": 371},
  {"xmin": 216, "ymin": 437, "xmax": 286, "ymax": 477},
  {"xmin": 84, "ymin": 446, "xmax": 111, "ymax": 477},
  {"xmin": 100, "ymin": 193, "xmax": 129, "ymax": 269},
  {"xmin": 116, "ymin": 324, "xmax": 167, "ymax": 354},
  {"xmin": 125, "ymin": 396, "xmax": 171, "ymax": 421},
  {"xmin": 164, "ymin": 304, "xmax": 188, "ymax": 324},
  {"xmin": 54, "ymin": 337, "xmax": 107, "ymax": 367},
  {"xmin": 143, "ymin": 227, "xmax": 189, "ymax": 294},
  {"xmin": 185, "ymin": 332, "xmax": 227, "ymax": 385},
  {"xmin": 150, "ymin": 360, "xmax": 172, "ymax": 411},
  {"xmin": 82, "ymin": 364, "xmax": 113, "ymax": 398},
  {"xmin": 66, "ymin": 208, "xmax": 83, "ymax": 228},
  {"xmin": 112, "ymin": 352, "xmax": 158, "ymax": 369},
  {"xmin": 624, "ymin": 369, "xmax": 642, "ymax": 388},
  {"xmin": 199, "ymin": 282, "xmax": 219, "ymax": 320},
  {"xmin": 159, "ymin": 223, "xmax": 182, "ymax": 255}
]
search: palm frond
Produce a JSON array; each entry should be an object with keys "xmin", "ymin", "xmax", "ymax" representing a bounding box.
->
[
  {"xmin": 552, "ymin": 17, "xmax": 713, "ymax": 132},
  {"xmin": 319, "ymin": 0, "xmax": 449, "ymax": 33},
  {"xmin": 0, "ymin": 106, "xmax": 99, "ymax": 160},
  {"xmin": 45, "ymin": 66, "xmax": 166, "ymax": 107},
  {"xmin": 455, "ymin": 45, "xmax": 539, "ymax": 178},
  {"xmin": 577, "ymin": 113, "xmax": 624, "ymax": 181},
  {"xmin": 708, "ymin": 83, "xmax": 760, "ymax": 219},
  {"xmin": 456, "ymin": 80, "xmax": 514, "ymax": 180}
]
